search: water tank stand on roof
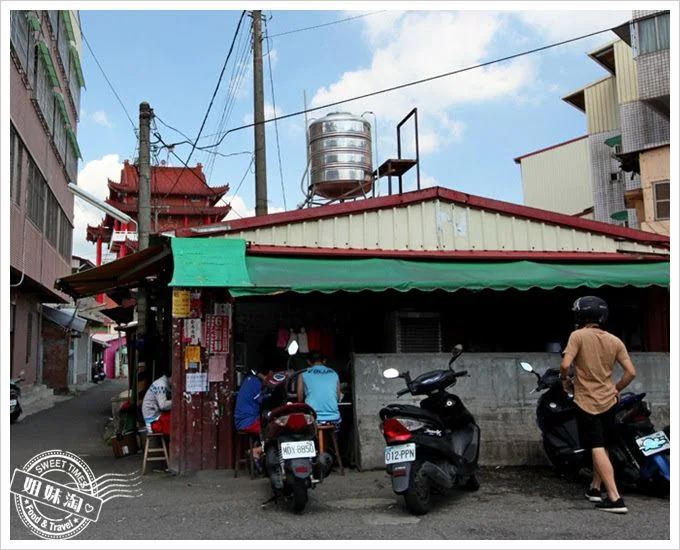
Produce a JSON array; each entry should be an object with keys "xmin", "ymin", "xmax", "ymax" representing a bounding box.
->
[{"xmin": 374, "ymin": 108, "xmax": 420, "ymax": 195}]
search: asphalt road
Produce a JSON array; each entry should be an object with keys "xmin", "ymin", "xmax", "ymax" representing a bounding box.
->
[{"xmin": 7, "ymin": 379, "xmax": 674, "ymax": 542}]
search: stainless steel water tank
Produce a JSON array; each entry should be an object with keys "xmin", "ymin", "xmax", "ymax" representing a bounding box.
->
[{"xmin": 308, "ymin": 112, "xmax": 373, "ymax": 200}]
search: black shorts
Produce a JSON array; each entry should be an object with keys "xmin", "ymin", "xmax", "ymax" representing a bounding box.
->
[{"xmin": 576, "ymin": 404, "xmax": 617, "ymax": 449}]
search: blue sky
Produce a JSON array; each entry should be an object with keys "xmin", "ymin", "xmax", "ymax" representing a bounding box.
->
[{"xmin": 71, "ymin": 3, "xmax": 636, "ymax": 261}]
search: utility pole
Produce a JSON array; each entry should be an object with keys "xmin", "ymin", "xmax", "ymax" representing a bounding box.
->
[
  {"xmin": 135, "ymin": 101, "xmax": 152, "ymax": 409},
  {"xmin": 252, "ymin": 10, "xmax": 268, "ymax": 216}
]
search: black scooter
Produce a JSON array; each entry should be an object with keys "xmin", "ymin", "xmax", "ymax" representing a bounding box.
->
[
  {"xmin": 518, "ymin": 361, "xmax": 670, "ymax": 495},
  {"xmin": 10, "ymin": 377, "xmax": 23, "ymax": 424},
  {"xmin": 257, "ymin": 341, "xmax": 333, "ymax": 513},
  {"xmin": 379, "ymin": 345, "xmax": 480, "ymax": 515}
]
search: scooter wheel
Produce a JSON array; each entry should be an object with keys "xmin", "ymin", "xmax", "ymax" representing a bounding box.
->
[
  {"xmin": 462, "ymin": 474, "xmax": 480, "ymax": 491},
  {"xmin": 403, "ymin": 461, "xmax": 431, "ymax": 515},
  {"xmin": 292, "ymin": 477, "xmax": 308, "ymax": 513}
]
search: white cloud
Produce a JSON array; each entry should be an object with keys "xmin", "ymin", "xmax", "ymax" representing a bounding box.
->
[
  {"xmin": 310, "ymin": 11, "xmax": 536, "ymax": 158},
  {"xmin": 92, "ymin": 110, "xmax": 113, "ymax": 128},
  {"xmin": 514, "ymin": 10, "xmax": 630, "ymax": 44},
  {"xmin": 224, "ymin": 195, "xmax": 255, "ymax": 220},
  {"xmin": 221, "ymin": 194, "xmax": 285, "ymax": 221},
  {"xmin": 72, "ymin": 154, "xmax": 124, "ymax": 262}
]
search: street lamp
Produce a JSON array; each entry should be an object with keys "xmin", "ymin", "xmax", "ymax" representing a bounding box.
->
[{"xmin": 67, "ymin": 182, "xmax": 133, "ymax": 224}]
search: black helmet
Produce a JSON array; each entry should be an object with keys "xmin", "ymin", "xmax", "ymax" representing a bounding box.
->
[{"xmin": 572, "ymin": 296, "xmax": 609, "ymax": 326}]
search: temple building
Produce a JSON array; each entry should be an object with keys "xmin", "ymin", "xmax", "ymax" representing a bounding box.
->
[{"xmin": 87, "ymin": 160, "xmax": 230, "ymax": 263}]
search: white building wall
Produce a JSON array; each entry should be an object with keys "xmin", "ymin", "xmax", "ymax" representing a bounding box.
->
[
  {"xmin": 228, "ymin": 198, "xmax": 666, "ymax": 255},
  {"xmin": 519, "ymin": 137, "xmax": 593, "ymax": 216}
]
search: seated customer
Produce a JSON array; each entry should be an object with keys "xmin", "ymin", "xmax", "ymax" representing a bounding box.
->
[
  {"xmin": 142, "ymin": 374, "xmax": 172, "ymax": 435},
  {"xmin": 296, "ymin": 350, "xmax": 341, "ymax": 426},
  {"xmin": 234, "ymin": 364, "xmax": 272, "ymax": 463}
]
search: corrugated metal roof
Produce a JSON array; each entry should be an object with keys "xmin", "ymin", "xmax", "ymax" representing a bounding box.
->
[{"xmin": 190, "ymin": 187, "xmax": 669, "ymax": 258}]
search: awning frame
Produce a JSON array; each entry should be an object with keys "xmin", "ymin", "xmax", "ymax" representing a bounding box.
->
[{"xmin": 55, "ymin": 244, "xmax": 172, "ymax": 299}]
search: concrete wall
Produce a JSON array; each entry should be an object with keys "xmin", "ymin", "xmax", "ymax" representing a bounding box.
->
[{"xmin": 353, "ymin": 352, "xmax": 669, "ymax": 471}]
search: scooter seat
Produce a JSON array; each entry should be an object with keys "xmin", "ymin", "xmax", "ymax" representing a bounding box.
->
[{"xmin": 379, "ymin": 403, "xmax": 444, "ymax": 428}]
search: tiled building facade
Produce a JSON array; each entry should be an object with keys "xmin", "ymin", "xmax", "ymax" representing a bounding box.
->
[
  {"xmin": 9, "ymin": 10, "xmax": 85, "ymax": 385},
  {"xmin": 518, "ymin": 10, "xmax": 669, "ymax": 235}
]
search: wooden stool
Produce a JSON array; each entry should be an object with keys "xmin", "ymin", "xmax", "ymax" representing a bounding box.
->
[
  {"xmin": 317, "ymin": 424, "xmax": 345, "ymax": 475},
  {"xmin": 142, "ymin": 432, "xmax": 169, "ymax": 475},
  {"xmin": 234, "ymin": 431, "xmax": 256, "ymax": 478}
]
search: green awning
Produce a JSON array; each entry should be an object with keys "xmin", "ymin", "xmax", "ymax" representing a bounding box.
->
[
  {"xmin": 66, "ymin": 126, "xmax": 82, "ymax": 159},
  {"xmin": 27, "ymin": 13, "xmax": 41, "ymax": 32},
  {"xmin": 37, "ymin": 41, "xmax": 59, "ymax": 88},
  {"xmin": 605, "ymin": 134, "xmax": 622, "ymax": 147},
  {"xmin": 60, "ymin": 11, "xmax": 75, "ymax": 41},
  {"xmin": 167, "ymin": 238, "xmax": 669, "ymax": 297},
  {"xmin": 54, "ymin": 90, "xmax": 69, "ymax": 125},
  {"xmin": 169, "ymin": 238, "xmax": 253, "ymax": 288},
  {"xmin": 68, "ymin": 41, "xmax": 86, "ymax": 88}
]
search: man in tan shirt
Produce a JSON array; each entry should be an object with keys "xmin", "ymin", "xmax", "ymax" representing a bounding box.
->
[{"xmin": 561, "ymin": 295, "xmax": 636, "ymax": 514}]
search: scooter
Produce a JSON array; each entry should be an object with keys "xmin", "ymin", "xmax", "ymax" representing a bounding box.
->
[
  {"xmin": 518, "ymin": 361, "xmax": 670, "ymax": 495},
  {"xmin": 258, "ymin": 341, "xmax": 333, "ymax": 513},
  {"xmin": 91, "ymin": 361, "xmax": 106, "ymax": 383},
  {"xmin": 10, "ymin": 376, "xmax": 23, "ymax": 424},
  {"xmin": 379, "ymin": 345, "xmax": 481, "ymax": 515}
]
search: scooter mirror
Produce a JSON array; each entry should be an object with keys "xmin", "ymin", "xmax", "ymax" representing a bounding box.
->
[
  {"xmin": 383, "ymin": 368, "xmax": 401, "ymax": 379},
  {"xmin": 519, "ymin": 361, "xmax": 534, "ymax": 373},
  {"xmin": 286, "ymin": 340, "xmax": 299, "ymax": 356}
]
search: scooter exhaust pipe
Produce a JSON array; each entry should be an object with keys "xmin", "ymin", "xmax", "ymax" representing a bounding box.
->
[
  {"xmin": 420, "ymin": 461, "xmax": 453, "ymax": 489},
  {"xmin": 316, "ymin": 452, "xmax": 333, "ymax": 478}
]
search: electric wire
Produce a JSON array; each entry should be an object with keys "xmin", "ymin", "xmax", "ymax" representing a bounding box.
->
[
  {"xmin": 153, "ymin": 132, "xmax": 230, "ymax": 204},
  {"xmin": 267, "ymin": 10, "xmax": 387, "ymax": 38},
  {"xmin": 199, "ymin": 22, "xmax": 625, "ymax": 150},
  {"xmin": 204, "ymin": 29, "xmax": 250, "ymax": 178},
  {"xmin": 79, "ymin": 28, "xmax": 138, "ymax": 135},
  {"xmin": 204, "ymin": 23, "xmax": 253, "ymax": 181},
  {"xmin": 160, "ymin": 10, "xmax": 247, "ymax": 201},
  {"xmin": 264, "ymin": 14, "xmax": 287, "ymax": 210},
  {"xmin": 223, "ymin": 154, "xmax": 256, "ymax": 219}
]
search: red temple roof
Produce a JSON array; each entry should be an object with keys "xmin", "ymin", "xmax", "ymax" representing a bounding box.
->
[{"xmin": 110, "ymin": 160, "xmax": 229, "ymax": 198}]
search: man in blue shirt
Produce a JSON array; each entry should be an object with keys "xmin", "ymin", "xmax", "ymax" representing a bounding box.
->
[
  {"xmin": 296, "ymin": 350, "xmax": 340, "ymax": 424},
  {"xmin": 235, "ymin": 364, "xmax": 272, "ymax": 467}
]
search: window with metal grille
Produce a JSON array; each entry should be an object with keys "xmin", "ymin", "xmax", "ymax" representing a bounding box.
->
[
  {"xmin": 56, "ymin": 11, "xmax": 70, "ymax": 75},
  {"xmin": 26, "ymin": 311, "xmax": 33, "ymax": 360},
  {"xmin": 66, "ymin": 138, "xmax": 78, "ymax": 182},
  {"xmin": 58, "ymin": 210, "xmax": 73, "ymax": 259},
  {"xmin": 45, "ymin": 190, "xmax": 59, "ymax": 247},
  {"xmin": 653, "ymin": 181, "xmax": 670, "ymax": 220},
  {"xmin": 10, "ymin": 11, "xmax": 31, "ymax": 76},
  {"xmin": 396, "ymin": 313, "xmax": 442, "ymax": 353},
  {"xmin": 10, "ymin": 124, "xmax": 25, "ymax": 206},
  {"xmin": 26, "ymin": 157, "xmax": 46, "ymax": 229},
  {"xmin": 34, "ymin": 48, "xmax": 55, "ymax": 135}
]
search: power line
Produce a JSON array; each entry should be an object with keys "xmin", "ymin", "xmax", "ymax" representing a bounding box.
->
[
  {"xmin": 199, "ymin": 22, "xmax": 623, "ymax": 151},
  {"xmin": 153, "ymin": 131, "xmax": 230, "ymax": 196},
  {"xmin": 160, "ymin": 10, "xmax": 247, "ymax": 200},
  {"xmin": 204, "ymin": 24, "xmax": 253, "ymax": 181},
  {"xmin": 267, "ymin": 10, "xmax": 387, "ymax": 38},
  {"xmin": 264, "ymin": 14, "xmax": 287, "ymax": 211}
]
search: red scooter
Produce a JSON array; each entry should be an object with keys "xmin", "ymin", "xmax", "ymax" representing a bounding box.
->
[{"xmin": 258, "ymin": 342, "xmax": 333, "ymax": 513}]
